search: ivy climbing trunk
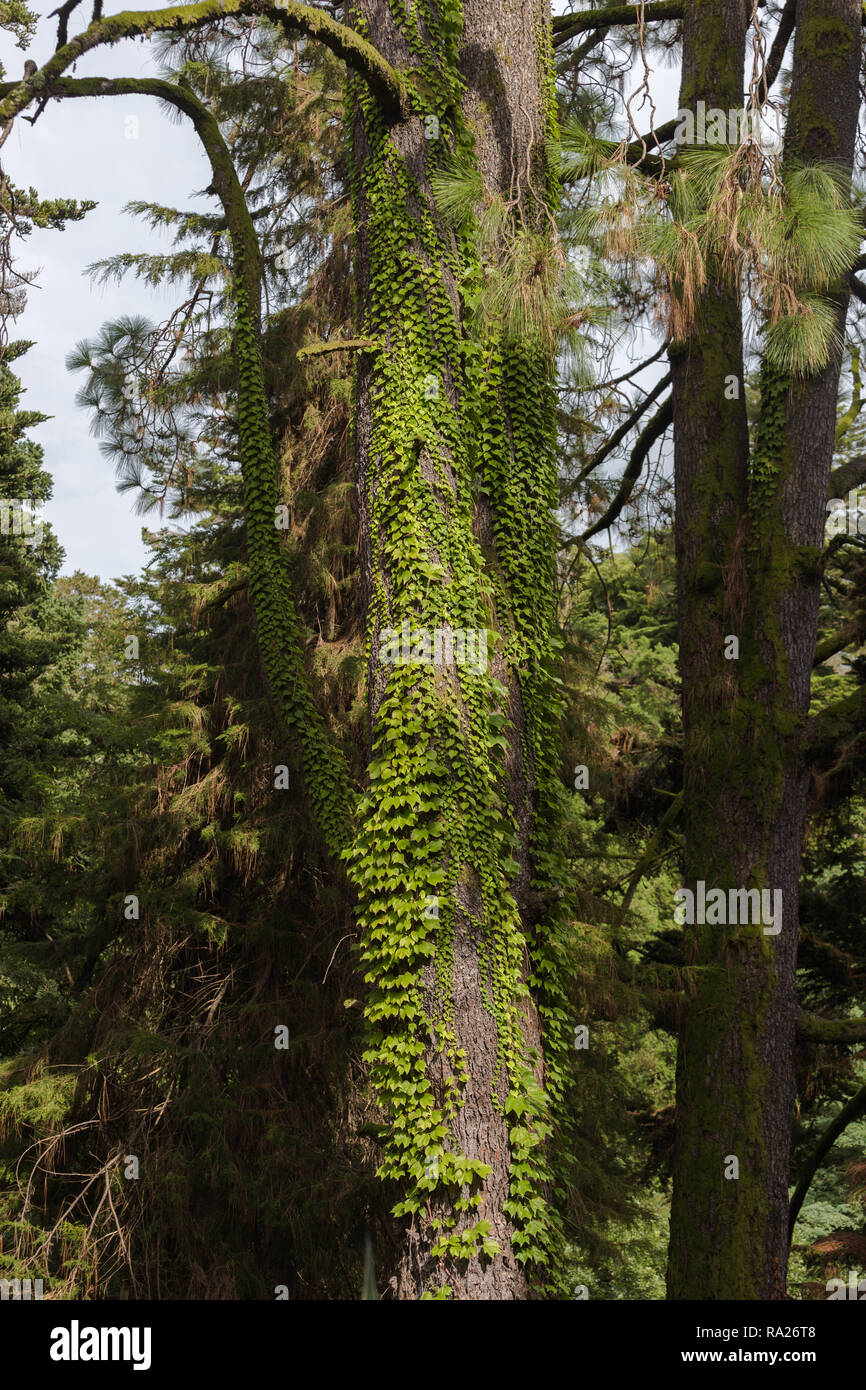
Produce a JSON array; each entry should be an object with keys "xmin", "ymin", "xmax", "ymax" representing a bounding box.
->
[
  {"xmin": 346, "ymin": 0, "xmax": 567, "ymax": 1299},
  {"xmin": 666, "ymin": 0, "xmax": 861, "ymax": 1300}
]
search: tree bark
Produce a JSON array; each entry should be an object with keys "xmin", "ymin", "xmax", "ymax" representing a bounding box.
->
[
  {"xmin": 348, "ymin": 0, "xmax": 561, "ymax": 1299},
  {"xmin": 667, "ymin": 0, "xmax": 861, "ymax": 1300}
]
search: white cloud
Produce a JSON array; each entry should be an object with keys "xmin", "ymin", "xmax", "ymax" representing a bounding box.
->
[{"xmin": 3, "ymin": 21, "xmax": 211, "ymax": 580}]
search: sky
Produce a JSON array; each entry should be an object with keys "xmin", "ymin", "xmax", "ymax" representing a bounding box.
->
[
  {"xmin": 2, "ymin": 4, "xmax": 681, "ymax": 584},
  {"xmin": 2, "ymin": 18, "xmax": 209, "ymax": 582}
]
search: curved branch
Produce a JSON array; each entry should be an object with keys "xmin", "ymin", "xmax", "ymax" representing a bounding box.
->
[
  {"xmin": 579, "ymin": 395, "xmax": 673, "ymax": 544},
  {"xmin": 0, "ymin": 1, "xmax": 413, "ymax": 127},
  {"xmin": 575, "ymin": 370, "xmax": 671, "ymax": 487},
  {"xmin": 15, "ymin": 72, "xmax": 355, "ymax": 858},
  {"xmin": 813, "ymin": 620, "xmax": 862, "ymax": 667},
  {"xmin": 789, "ymin": 1081, "xmax": 866, "ymax": 1240}
]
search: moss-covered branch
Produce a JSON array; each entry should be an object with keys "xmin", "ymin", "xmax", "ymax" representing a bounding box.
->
[
  {"xmin": 616, "ymin": 788, "xmax": 683, "ymax": 924},
  {"xmin": 828, "ymin": 451, "xmax": 866, "ymax": 500},
  {"xmin": 552, "ymin": 1, "xmax": 682, "ymax": 46},
  {"xmin": 0, "ymin": 0, "xmax": 413, "ymax": 126},
  {"xmin": 796, "ymin": 1012, "xmax": 866, "ymax": 1044},
  {"xmin": 295, "ymin": 336, "xmax": 378, "ymax": 360},
  {"xmin": 812, "ymin": 620, "xmax": 863, "ymax": 667},
  {"xmin": 15, "ymin": 71, "xmax": 355, "ymax": 859},
  {"xmin": 805, "ymin": 683, "xmax": 866, "ymax": 751}
]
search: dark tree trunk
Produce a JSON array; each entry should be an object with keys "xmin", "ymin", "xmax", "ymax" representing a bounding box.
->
[{"xmin": 667, "ymin": 0, "xmax": 861, "ymax": 1299}]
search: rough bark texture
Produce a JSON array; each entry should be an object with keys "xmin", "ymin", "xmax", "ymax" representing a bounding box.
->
[
  {"xmin": 667, "ymin": 0, "xmax": 861, "ymax": 1300},
  {"xmin": 349, "ymin": 0, "xmax": 557, "ymax": 1300}
]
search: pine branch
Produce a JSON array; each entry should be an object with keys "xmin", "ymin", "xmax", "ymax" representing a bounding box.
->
[
  {"xmin": 552, "ymin": 2, "xmax": 683, "ymax": 48},
  {"xmin": 0, "ymin": 1, "xmax": 413, "ymax": 127},
  {"xmin": 579, "ymin": 395, "xmax": 673, "ymax": 543},
  {"xmin": 602, "ymin": 342, "xmax": 668, "ymax": 390},
  {"xmin": 625, "ymin": 117, "xmax": 679, "ymax": 162},
  {"xmin": 575, "ymin": 370, "xmax": 671, "ymax": 486},
  {"xmin": 562, "ymin": 127, "xmax": 670, "ymax": 180}
]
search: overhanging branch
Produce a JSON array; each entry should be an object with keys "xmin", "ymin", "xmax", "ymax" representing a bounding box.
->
[
  {"xmin": 804, "ymin": 684, "xmax": 866, "ymax": 752},
  {"xmin": 829, "ymin": 452, "xmax": 866, "ymax": 499},
  {"xmin": 813, "ymin": 620, "xmax": 863, "ymax": 667},
  {"xmin": 5, "ymin": 70, "xmax": 356, "ymax": 858},
  {"xmin": 0, "ymin": 0, "xmax": 413, "ymax": 127},
  {"xmin": 552, "ymin": 1, "xmax": 683, "ymax": 47},
  {"xmin": 797, "ymin": 1012, "xmax": 866, "ymax": 1044}
]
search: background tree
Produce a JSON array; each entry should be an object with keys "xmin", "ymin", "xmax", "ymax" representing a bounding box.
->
[{"xmin": 0, "ymin": 3, "xmax": 622, "ymax": 1300}]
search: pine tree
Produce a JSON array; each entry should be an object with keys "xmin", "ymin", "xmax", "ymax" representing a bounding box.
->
[
  {"xmin": 554, "ymin": 0, "xmax": 866, "ymax": 1299},
  {"xmin": 0, "ymin": 9, "xmax": 607, "ymax": 1298}
]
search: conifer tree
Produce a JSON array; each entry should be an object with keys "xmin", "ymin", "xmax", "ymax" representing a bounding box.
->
[
  {"xmin": 4, "ymin": 0, "xmax": 865, "ymax": 1304},
  {"xmin": 555, "ymin": 0, "xmax": 866, "ymax": 1299},
  {"xmin": 0, "ymin": 5, "xmax": 598, "ymax": 1298}
]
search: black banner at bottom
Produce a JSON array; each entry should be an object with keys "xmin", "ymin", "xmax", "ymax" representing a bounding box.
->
[{"xmin": 0, "ymin": 1296, "xmax": 859, "ymax": 1377}]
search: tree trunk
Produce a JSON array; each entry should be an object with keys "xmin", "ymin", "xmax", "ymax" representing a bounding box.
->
[
  {"xmin": 667, "ymin": 0, "xmax": 861, "ymax": 1300},
  {"xmin": 347, "ymin": 0, "xmax": 563, "ymax": 1299}
]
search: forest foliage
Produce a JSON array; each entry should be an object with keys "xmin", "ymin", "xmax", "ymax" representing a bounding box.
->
[{"xmin": 0, "ymin": 1, "xmax": 864, "ymax": 1299}]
